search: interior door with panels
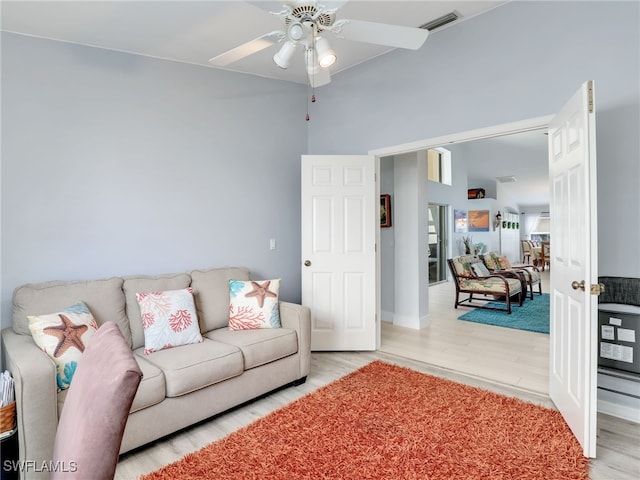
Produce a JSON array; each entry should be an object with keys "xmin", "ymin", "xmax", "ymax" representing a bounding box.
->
[{"xmin": 301, "ymin": 155, "xmax": 376, "ymax": 351}]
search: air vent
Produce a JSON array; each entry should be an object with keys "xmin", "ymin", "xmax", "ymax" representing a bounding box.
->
[
  {"xmin": 496, "ymin": 176, "xmax": 518, "ymax": 183},
  {"xmin": 420, "ymin": 12, "xmax": 459, "ymax": 31}
]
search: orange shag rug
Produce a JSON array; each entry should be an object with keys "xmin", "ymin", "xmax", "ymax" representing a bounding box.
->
[{"xmin": 141, "ymin": 361, "xmax": 589, "ymax": 480}]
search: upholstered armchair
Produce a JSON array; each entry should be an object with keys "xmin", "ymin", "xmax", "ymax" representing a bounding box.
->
[
  {"xmin": 481, "ymin": 252, "xmax": 542, "ymax": 300},
  {"xmin": 447, "ymin": 255, "xmax": 524, "ymax": 314},
  {"xmin": 51, "ymin": 322, "xmax": 142, "ymax": 480}
]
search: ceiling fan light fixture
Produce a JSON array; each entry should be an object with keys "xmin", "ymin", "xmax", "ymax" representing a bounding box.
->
[
  {"xmin": 287, "ymin": 22, "xmax": 304, "ymax": 41},
  {"xmin": 315, "ymin": 36, "xmax": 336, "ymax": 68},
  {"xmin": 273, "ymin": 41, "xmax": 297, "ymax": 69}
]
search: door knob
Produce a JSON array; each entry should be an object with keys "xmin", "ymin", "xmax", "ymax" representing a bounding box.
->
[
  {"xmin": 304, "ymin": 260, "xmax": 311, "ymax": 267},
  {"xmin": 571, "ymin": 280, "xmax": 585, "ymax": 291}
]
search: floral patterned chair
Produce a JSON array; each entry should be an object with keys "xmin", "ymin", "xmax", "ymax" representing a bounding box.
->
[
  {"xmin": 481, "ymin": 252, "xmax": 542, "ymax": 300},
  {"xmin": 447, "ymin": 255, "xmax": 524, "ymax": 314}
]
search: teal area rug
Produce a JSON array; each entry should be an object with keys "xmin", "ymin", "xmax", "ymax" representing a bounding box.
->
[{"xmin": 458, "ymin": 293, "xmax": 550, "ymax": 334}]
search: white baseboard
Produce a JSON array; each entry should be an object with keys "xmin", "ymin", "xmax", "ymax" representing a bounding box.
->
[
  {"xmin": 391, "ymin": 313, "xmax": 430, "ymax": 329},
  {"xmin": 381, "ymin": 310, "xmax": 394, "ymax": 323}
]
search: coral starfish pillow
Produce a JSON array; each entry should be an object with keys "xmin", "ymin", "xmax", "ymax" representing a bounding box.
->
[
  {"xmin": 27, "ymin": 302, "xmax": 99, "ymax": 391},
  {"xmin": 228, "ymin": 279, "xmax": 281, "ymax": 330},
  {"xmin": 136, "ymin": 287, "xmax": 203, "ymax": 354}
]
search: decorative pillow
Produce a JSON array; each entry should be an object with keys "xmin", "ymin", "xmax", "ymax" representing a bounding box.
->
[
  {"xmin": 498, "ymin": 256, "xmax": 512, "ymax": 269},
  {"xmin": 460, "ymin": 261, "xmax": 475, "ymax": 277},
  {"xmin": 27, "ymin": 302, "xmax": 99, "ymax": 391},
  {"xmin": 136, "ymin": 287, "xmax": 203, "ymax": 354},
  {"xmin": 471, "ymin": 262, "xmax": 491, "ymax": 277},
  {"xmin": 228, "ymin": 279, "xmax": 281, "ymax": 331},
  {"xmin": 482, "ymin": 253, "xmax": 501, "ymax": 271}
]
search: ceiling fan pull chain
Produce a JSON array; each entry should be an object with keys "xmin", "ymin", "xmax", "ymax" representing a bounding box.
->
[
  {"xmin": 305, "ymin": 44, "xmax": 318, "ymax": 121},
  {"xmin": 306, "ymin": 73, "xmax": 311, "ymax": 121}
]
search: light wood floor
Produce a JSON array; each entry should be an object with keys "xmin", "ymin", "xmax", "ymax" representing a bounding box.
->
[
  {"xmin": 379, "ymin": 270, "xmax": 551, "ymax": 395},
  {"xmin": 116, "ymin": 271, "xmax": 640, "ymax": 480}
]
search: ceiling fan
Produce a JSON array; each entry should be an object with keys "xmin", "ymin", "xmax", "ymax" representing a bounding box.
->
[{"xmin": 208, "ymin": 0, "xmax": 430, "ymax": 88}]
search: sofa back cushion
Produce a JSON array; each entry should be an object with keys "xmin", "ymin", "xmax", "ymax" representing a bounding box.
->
[
  {"xmin": 123, "ymin": 273, "xmax": 192, "ymax": 350},
  {"xmin": 12, "ymin": 277, "xmax": 131, "ymax": 346},
  {"xmin": 190, "ymin": 267, "xmax": 250, "ymax": 332}
]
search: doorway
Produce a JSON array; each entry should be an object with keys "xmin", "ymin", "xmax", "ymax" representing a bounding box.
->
[
  {"xmin": 428, "ymin": 204, "xmax": 447, "ymax": 284},
  {"xmin": 373, "ymin": 115, "xmax": 553, "ymax": 384}
]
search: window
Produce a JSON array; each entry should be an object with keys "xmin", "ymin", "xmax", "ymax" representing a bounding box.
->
[{"xmin": 427, "ymin": 148, "xmax": 452, "ymax": 185}]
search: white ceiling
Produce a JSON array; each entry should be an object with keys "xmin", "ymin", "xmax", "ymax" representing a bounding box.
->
[
  {"xmin": 464, "ymin": 129, "xmax": 550, "ymax": 209},
  {"xmin": 1, "ymin": 1, "xmax": 506, "ymax": 85},
  {"xmin": 1, "ymin": 0, "xmax": 548, "ymax": 208}
]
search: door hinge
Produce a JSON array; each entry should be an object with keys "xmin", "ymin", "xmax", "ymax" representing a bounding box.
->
[{"xmin": 588, "ymin": 80, "xmax": 594, "ymax": 113}]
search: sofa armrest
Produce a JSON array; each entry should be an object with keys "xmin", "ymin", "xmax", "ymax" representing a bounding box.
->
[
  {"xmin": 2, "ymin": 328, "xmax": 58, "ymax": 480},
  {"xmin": 278, "ymin": 302, "xmax": 311, "ymax": 379}
]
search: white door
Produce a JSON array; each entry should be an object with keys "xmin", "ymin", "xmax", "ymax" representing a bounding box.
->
[
  {"xmin": 548, "ymin": 81, "xmax": 599, "ymax": 457},
  {"xmin": 301, "ymin": 155, "xmax": 376, "ymax": 351}
]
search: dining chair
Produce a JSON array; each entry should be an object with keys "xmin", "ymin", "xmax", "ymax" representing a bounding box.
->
[
  {"xmin": 520, "ymin": 240, "xmax": 532, "ymax": 264},
  {"xmin": 540, "ymin": 242, "xmax": 551, "ymax": 271}
]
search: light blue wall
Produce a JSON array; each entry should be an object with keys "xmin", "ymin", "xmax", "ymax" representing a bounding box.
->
[
  {"xmin": 308, "ymin": 1, "xmax": 640, "ymax": 277},
  {"xmin": 1, "ymin": 32, "xmax": 308, "ymax": 329},
  {"xmin": 2, "ymin": 1, "xmax": 639, "ymax": 334}
]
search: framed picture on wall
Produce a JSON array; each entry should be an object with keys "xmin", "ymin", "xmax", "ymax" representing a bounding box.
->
[
  {"xmin": 454, "ymin": 209, "xmax": 468, "ymax": 233},
  {"xmin": 467, "ymin": 188, "xmax": 486, "ymax": 199},
  {"xmin": 468, "ymin": 210, "xmax": 490, "ymax": 232},
  {"xmin": 380, "ymin": 194, "xmax": 391, "ymax": 228}
]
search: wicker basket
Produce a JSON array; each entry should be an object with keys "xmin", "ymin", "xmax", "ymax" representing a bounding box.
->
[{"xmin": 0, "ymin": 402, "xmax": 16, "ymax": 434}]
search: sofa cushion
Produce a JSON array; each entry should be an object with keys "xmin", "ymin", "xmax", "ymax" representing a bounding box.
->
[
  {"xmin": 135, "ymin": 338, "xmax": 243, "ymax": 398},
  {"xmin": 228, "ymin": 279, "xmax": 281, "ymax": 330},
  {"xmin": 136, "ymin": 287, "xmax": 203, "ymax": 354},
  {"xmin": 129, "ymin": 355, "xmax": 166, "ymax": 413},
  {"xmin": 12, "ymin": 277, "xmax": 131, "ymax": 346},
  {"xmin": 190, "ymin": 267, "xmax": 250, "ymax": 332},
  {"xmin": 123, "ymin": 273, "xmax": 192, "ymax": 350},
  {"xmin": 459, "ymin": 276, "xmax": 523, "ymax": 295},
  {"xmin": 205, "ymin": 327, "xmax": 298, "ymax": 370},
  {"xmin": 27, "ymin": 302, "xmax": 99, "ymax": 391}
]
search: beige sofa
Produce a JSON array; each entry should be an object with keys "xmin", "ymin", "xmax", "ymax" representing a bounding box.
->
[{"xmin": 1, "ymin": 267, "xmax": 311, "ymax": 480}]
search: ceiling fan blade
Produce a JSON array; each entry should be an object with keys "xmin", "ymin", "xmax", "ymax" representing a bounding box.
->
[
  {"xmin": 335, "ymin": 19, "xmax": 429, "ymax": 50},
  {"xmin": 309, "ymin": 67, "xmax": 331, "ymax": 88},
  {"xmin": 209, "ymin": 31, "xmax": 283, "ymax": 67}
]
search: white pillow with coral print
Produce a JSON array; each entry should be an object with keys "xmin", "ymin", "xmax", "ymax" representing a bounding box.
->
[
  {"xmin": 228, "ymin": 279, "xmax": 281, "ymax": 330},
  {"xmin": 136, "ymin": 287, "xmax": 203, "ymax": 354}
]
